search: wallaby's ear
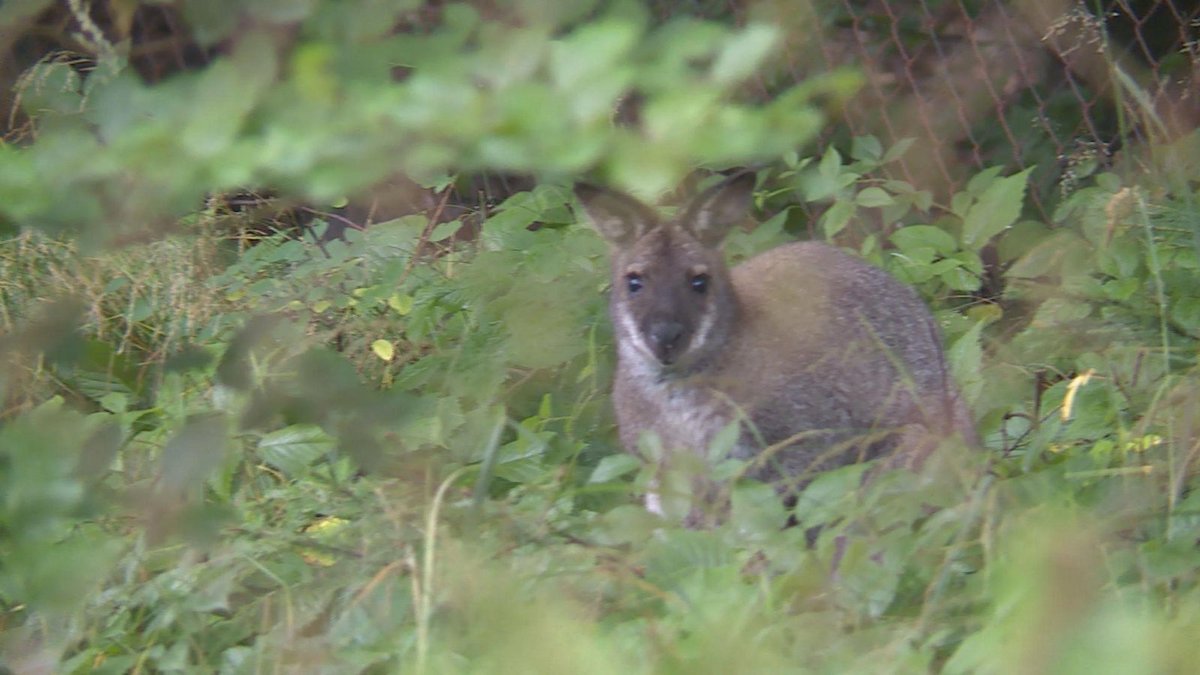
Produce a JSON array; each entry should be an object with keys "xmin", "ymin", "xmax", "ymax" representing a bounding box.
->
[
  {"xmin": 574, "ymin": 183, "xmax": 659, "ymax": 246},
  {"xmin": 680, "ymin": 172, "xmax": 755, "ymax": 247}
]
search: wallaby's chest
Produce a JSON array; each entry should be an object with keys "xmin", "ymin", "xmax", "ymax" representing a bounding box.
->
[{"xmin": 614, "ymin": 365, "xmax": 742, "ymax": 457}]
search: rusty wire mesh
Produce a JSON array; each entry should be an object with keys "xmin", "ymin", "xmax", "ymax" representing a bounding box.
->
[{"xmin": 796, "ymin": 0, "xmax": 1199, "ymax": 216}]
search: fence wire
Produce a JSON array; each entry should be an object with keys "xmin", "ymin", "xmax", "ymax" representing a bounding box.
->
[{"xmin": 796, "ymin": 0, "xmax": 1199, "ymax": 215}]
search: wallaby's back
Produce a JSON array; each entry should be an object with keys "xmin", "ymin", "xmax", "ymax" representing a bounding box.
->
[{"xmin": 717, "ymin": 241, "xmax": 966, "ymax": 482}]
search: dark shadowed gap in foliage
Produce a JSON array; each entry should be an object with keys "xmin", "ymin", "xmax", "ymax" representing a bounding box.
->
[{"xmin": 210, "ymin": 172, "xmax": 536, "ymax": 251}]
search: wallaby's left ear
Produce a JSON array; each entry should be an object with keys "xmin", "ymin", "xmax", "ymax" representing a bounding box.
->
[
  {"xmin": 574, "ymin": 183, "xmax": 660, "ymax": 247},
  {"xmin": 680, "ymin": 172, "xmax": 755, "ymax": 247}
]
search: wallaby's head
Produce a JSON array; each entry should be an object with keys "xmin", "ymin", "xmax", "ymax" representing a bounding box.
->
[{"xmin": 575, "ymin": 173, "xmax": 755, "ymax": 373}]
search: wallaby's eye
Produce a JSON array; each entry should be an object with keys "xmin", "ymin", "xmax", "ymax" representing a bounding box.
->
[
  {"xmin": 690, "ymin": 273, "xmax": 709, "ymax": 294},
  {"xmin": 626, "ymin": 273, "xmax": 643, "ymax": 294}
]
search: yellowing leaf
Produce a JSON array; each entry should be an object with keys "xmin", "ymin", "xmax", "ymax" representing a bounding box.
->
[
  {"xmin": 303, "ymin": 515, "xmax": 349, "ymax": 535},
  {"xmin": 1061, "ymin": 369, "xmax": 1096, "ymax": 421},
  {"xmin": 371, "ymin": 339, "xmax": 395, "ymax": 362},
  {"xmin": 389, "ymin": 293, "xmax": 414, "ymax": 315}
]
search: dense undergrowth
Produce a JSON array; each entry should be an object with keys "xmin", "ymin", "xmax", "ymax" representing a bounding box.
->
[
  {"xmin": 3, "ymin": 145, "xmax": 1198, "ymax": 673},
  {"xmin": 2, "ymin": 1, "xmax": 1200, "ymax": 673}
]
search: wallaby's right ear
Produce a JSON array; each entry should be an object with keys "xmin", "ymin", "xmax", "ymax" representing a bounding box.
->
[
  {"xmin": 680, "ymin": 172, "xmax": 755, "ymax": 247},
  {"xmin": 574, "ymin": 183, "xmax": 658, "ymax": 246}
]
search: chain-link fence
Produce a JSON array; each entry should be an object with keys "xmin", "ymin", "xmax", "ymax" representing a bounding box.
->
[{"xmin": 793, "ymin": 0, "xmax": 1199, "ymax": 217}]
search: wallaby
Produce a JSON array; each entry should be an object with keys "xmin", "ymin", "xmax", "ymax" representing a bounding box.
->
[{"xmin": 575, "ymin": 172, "xmax": 976, "ymax": 526}]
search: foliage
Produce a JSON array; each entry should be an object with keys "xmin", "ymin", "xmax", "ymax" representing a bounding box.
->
[
  {"xmin": 0, "ymin": 0, "xmax": 855, "ymax": 243},
  {"xmin": 2, "ymin": 1, "xmax": 1200, "ymax": 673}
]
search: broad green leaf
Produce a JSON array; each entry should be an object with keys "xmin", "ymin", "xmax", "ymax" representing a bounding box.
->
[
  {"xmin": 731, "ymin": 482, "xmax": 787, "ymax": 537},
  {"xmin": 1006, "ymin": 230, "xmax": 1089, "ymax": 279},
  {"xmin": 160, "ymin": 414, "xmax": 229, "ymax": 493},
  {"xmin": 948, "ymin": 320, "xmax": 984, "ymax": 406},
  {"xmin": 642, "ymin": 529, "xmax": 734, "ymax": 586},
  {"xmin": 589, "ymin": 453, "xmax": 642, "ymax": 483},
  {"xmin": 820, "ymin": 200, "xmax": 855, "ymax": 239},
  {"xmin": 965, "ymin": 165, "xmax": 1005, "ymax": 195},
  {"xmin": 927, "ymin": 258, "xmax": 973, "ymax": 291},
  {"xmin": 182, "ymin": 33, "xmax": 278, "ymax": 157},
  {"xmin": 493, "ymin": 456, "xmax": 547, "ymax": 484},
  {"xmin": 257, "ymin": 424, "xmax": 335, "ymax": 476},
  {"xmin": 550, "ymin": 19, "xmax": 639, "ymax": 89},
  {"xmin": 851, "ymin": 135, "xmax": 883, "ymax": 161},
  {"xmin": 429, "ymin": 219, "xmax": 460, "ymax": 242},
  {"xmin": 1171, "ymin": 296, "xmax": 1200, "ymax": 333},
  {"xmin": 962, "ymin": 168, "xmax": 1032, "ymax": 247},
  {"xmin": 834, "ymin": 536, "xmax": 905, "ymax": 618},
  {"xmin": 792, "ymin": 463, "xmax": 869, "ymax": 526},
  {"xmin": 18, "ymin": 59, "xmax": 84, "ymax": 116},
  {"xmin": 882, "ymin": 137, "xmax": 916, "ymax": 163},
  {"xmin": 818, "ymin": 145, "xmax": 842, "ymax": 178},
  {"xmin": 593, "ymin": 505, "xmax": 659, "ymax": 546},
  {"xmin": 855, "ymin": 186, "xmax": 895, "ymax": 208},
  {"xmin": 706, "ymin": 420, "xmax": 742, "ymax": 463},
  {"xmin": 891, "ymin": 224, "xmax": 958, "ymax": 256},
  {"xmin": 711, "ymin": 24, "xmax": 779, "ymax": 84},
  {"xmin": 950, "ymin": 190, "xmax": 973, "ymax": 218}
]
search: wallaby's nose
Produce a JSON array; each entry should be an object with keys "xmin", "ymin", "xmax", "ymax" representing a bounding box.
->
[{"xmin": 648, "ymin": 321, "xmax": 685, "ymax": 363}]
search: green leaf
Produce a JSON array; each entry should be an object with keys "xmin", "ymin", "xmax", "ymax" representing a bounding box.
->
[
  {"xmin": 817, "ymin": 145, "xmax": 842, "ymax": 178},
  {"xmin": 258, "ymin": 424, "xmax": 335, "ymax": 477},
  {"xmin": 1006, "ymin": 230, "xmax": 1090, "ymax": 279},
  {"xmin": 792, "ymin": 463, "xmax": 869, "ymax": 526},
  {"xmin": 882, "ymin": 137, "xmax": 916, "ymax": 163},
  {"xmin": 855, "ymin": 187, "xmax": 894, "ymax": 208},
  {"xmin": 18, "ymin": 59, "xmax": 84, "ymax": 116},
  {"xmin": 429, "ymin": 219, "xmax": 460, "ymax": 242},
  {"xmin": 938, "ymin": 251, "xmax": 983, "ymax": 291},
  {"xmin": 949, "ymin": 191, "xmax": 973, "ymax": 219},
  {"xmin": 589, "ymin": 453, "xmax": 642, "ymax": 483},
  {"xmin": 181, "ymin": 33, "xmax": 277, "ymax": 157},
  {"xmin": 1171, "ymin": 296, "xmax": 1200, "ymax": 333},
  {"xmin": 731, "ymin": 482, "xmax": 787, "ymax": 537},
  {"xmin": 891, "ymin": 224, "xmax": 957, "ymax": 256},
  {"xmin": 160, "ymin": 414, "xmax": 230, "ymax": 493},
  {"xmin": 711, "ymin": 24, "xmax": 779, "ymax": 84},
  {"xmin": 962, "ymin": 168, "xmax": 1032, "ymax": 247},
  {"xmin": 642, "ymin": 529, "xmax": 734, "ymax": 586},
  {"xmin": 965, "ymin": 165, "xmax": 1004, "ymax": 195},
  {"xmin": 948, "ymin": 321, "xmax": 984, "ymax": 406},
  {"xmin": 550, "ymin": 19, "xmax": 639, "ymax": 90},
  {"xmin": 820, "ymin": 200, "xmax": 855, "ymax": 239},
  {"xmin": 706, "ymin": 420, "xmax": 742, "ymax": 464},
  {"xmin": 850, "ymin": 135, "xmax": 883, "ymax": 161}
]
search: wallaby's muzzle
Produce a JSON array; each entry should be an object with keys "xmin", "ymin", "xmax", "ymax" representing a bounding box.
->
[{"xmin": 646, "ymin": 320, "xmax": 685, "ymax": 364}]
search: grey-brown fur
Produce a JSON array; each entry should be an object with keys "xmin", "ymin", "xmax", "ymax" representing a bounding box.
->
[{"xmin": 575, "ymin": 173, "xmax": 976, "ymax": 524}]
